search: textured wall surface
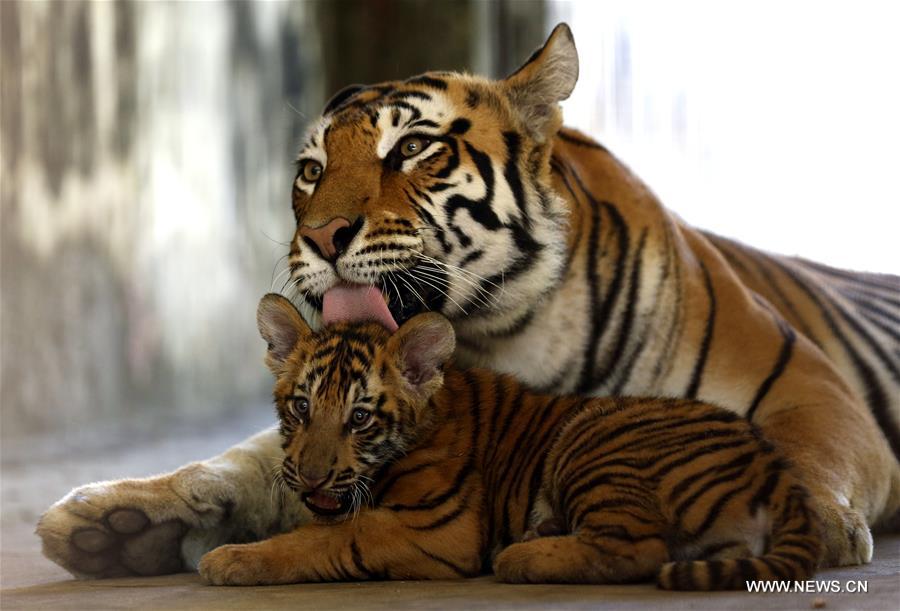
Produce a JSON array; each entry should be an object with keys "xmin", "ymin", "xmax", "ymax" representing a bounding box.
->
[{"xmin": 1, "ymin": 0, "xmax": 319, "ymax": 445}]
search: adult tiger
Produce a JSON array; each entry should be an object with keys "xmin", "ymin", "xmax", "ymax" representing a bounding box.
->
[{"xmin": 38, "ymin": 24, "xmax": 899, "ymax": 578}]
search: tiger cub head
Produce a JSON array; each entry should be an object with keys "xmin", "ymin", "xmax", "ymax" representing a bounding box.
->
[
  {"xmin": 256, "ymin": 293, "xmax": 455, "ymax": 520},
  {"xmin": 287, "ymin": 24, "xmax": 579, "ymax": 334}
]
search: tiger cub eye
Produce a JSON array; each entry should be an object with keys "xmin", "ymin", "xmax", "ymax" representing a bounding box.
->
[
  {"xmin": 301, "ymin": 160, "xmax": 323, "ymax": 182},
  {"xmin": 293, "ymin": 398, "xmax": 310, "ymax": 417},
  {"xmin": 398, "ymin": 136, "xmax": 430, "ymax": 158},
  {"xmin": 350, "ymin": 408, "xmax": 372, "ymax": 428}
]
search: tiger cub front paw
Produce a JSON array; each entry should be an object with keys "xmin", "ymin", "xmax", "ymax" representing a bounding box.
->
[{"xmin": 199, "ymin": 543, "xmax": 282, "ymax": 586}]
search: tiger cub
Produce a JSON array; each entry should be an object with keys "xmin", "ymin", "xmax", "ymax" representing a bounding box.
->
[{"xmin": 197, "ymin": 293, "xmax": 823, "ymax": 589}]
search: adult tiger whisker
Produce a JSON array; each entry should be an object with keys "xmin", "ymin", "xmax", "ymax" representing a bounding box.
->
[
  {"xmin": 413, "ymin": 251, "xmax": 501, "ymax": 288},
  {"xmin": 396, "ymin": 275, "xmax": 430, "ymax": 313},
  {"xmin": 270, "ymin": 252, "xmax": 291, "ymax": 286},
  {"xmin": 414, "ymin": 251, "xmax": 508, "ymax": 297},
  {"xmin": 413, "ymin": 266, "xmax": 497, "ymax": 312},
  {"xmin": 411, "ymin": 266, "xmax": 495, "ymax": 311},
  {"xmin": 407, "ymin": 268, "xmax": 473, "ymax": 315},
  {"xmin": 271, "ymin": 265, "xmax": 292, "ymax": 293},
  {"xmin": 383, "ymin": 270, "xmax": 405, "ymax": 309},
  {"xmin": 404, "ymin": 269, "xmax": 467, "ymax": 314},
  {"xmin": 410, "ymin": 253, "xmax": 501, "ymax": 304}
]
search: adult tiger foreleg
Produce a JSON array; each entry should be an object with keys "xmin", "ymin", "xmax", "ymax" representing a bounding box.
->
[{"xmin": 36, "ymin": 427, "xmax": 304, "ymax": 578}]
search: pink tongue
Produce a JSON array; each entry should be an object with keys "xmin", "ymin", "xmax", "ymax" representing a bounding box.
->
[{"xmin": 323, "ymin": 284, "xmax": 399, "ymax": 332}]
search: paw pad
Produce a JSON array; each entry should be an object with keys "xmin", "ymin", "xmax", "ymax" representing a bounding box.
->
[
  {"xmin": 107, "ymin": 508, "xmax": 149, "ymax": 534},
  {"xmin": 72, "ymin": 529, "xmax": 113, "ymax": 553}
]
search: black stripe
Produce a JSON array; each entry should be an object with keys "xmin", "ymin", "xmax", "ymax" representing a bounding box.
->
[
  {"xmin": 830, "ymin": 292, "xmax": 900, "ymax": 382},
  {"xmin": 568, "ymin": 178, "xmax": 631, "ymax": 393},
  {"xmin": 797, "ymin": 257, "xmax": 900, "ymax": 292},
  {"xmin": 444, "ymin": 143, "xmax": 501, "ymax": 248},
  {"xmin": 323, "ymin": 84, "xmax": 366, "ymax": 114},
  {"xmin": 595, "ymin": 229, "xmax": 648, "ymax": 385},
  {"xmin": 349, "ymin": 539, "xmax": 375, "ymax": 579},
  {"xmin": 502, "ymin": 131, "xmax": 530, "ymax": 228},
  {"xmin": 408, "ymin": 493, "xmax": 470, "ymax": 531},
  {"xmin": 557, "ymin": 130, "xmax": 610, "ymax": 153},
  {"xmin": 389, "ymin": 91, "xmax": 432, "ymax": 103},
  {"xmin": 667, "ymin": 449, "xmax": 757, "ymax": 504},
  {"xmin": 686, "ymin": 261, "xmax": 716, "ymax": 398},
  {"xmin": 858, "ymin": 309, "xmax": 900, "ymax": 343},
  {"xmin": 504, "ymin": 397, "xmax": 569, "ymax": 539},
  {"xmin": 374, "ymin": 460, "xmax": 442, "ymax": 504},
  {"xmin": 712, "ymin": 236, "xmax": 821, "ymax": 345},
  {"xmin": 411, "ymin": 543, "xmax": 468, "ymax": 576},
  {"xmin": 673, "ymin": 466, "xmax": 755, "ymax": 522},
  {"xmin": 746, "ymin": 316, "xmax": 796, "ymax": 420},
  {"xmin": 749, "ymin": 460, "xmax": 786, "ymax": 511},
  {"xmin": 689, "ymin": 477, "xmax": 756, "ymax": 538},
  {"xmin": 549, "ymin": 158, "xmax": 585, "ymax": 272},
  {"xmin": 840, "ymin": 284, "xmax": 900, "ymax": 311},
  {"xmin": 775, "ymin": 260, "xmax": 900, "ymax": 462},
  {"xmin": 404, "ymin": 75, "xmax": 448, "ymax": 90}
]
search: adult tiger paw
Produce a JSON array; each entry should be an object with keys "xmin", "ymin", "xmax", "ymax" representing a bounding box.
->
[
  {"xmin": 36, "ymin": 464, "xmax": 237, "ymax": 578},
  {"xmin": 199, "ymin": 543, "xmax": 283, "ymax": 586}
]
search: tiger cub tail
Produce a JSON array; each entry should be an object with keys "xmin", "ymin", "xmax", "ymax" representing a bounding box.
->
[{"xmin": 657, "ymin": 483, "xmax": 823, "ymax": 590}]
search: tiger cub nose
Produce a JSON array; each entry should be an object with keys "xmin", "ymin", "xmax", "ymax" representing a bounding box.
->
[
  {"xmin": 299, "ymin": 217, "xmax": 361, "ymax": 262},
  {"xmin": 298, "ymin": 469, "xmax": 330, "ymax": 490}
]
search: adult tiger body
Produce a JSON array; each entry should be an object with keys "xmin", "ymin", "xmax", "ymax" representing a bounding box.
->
[
  {"xmin": 198, "ymin": 295, "xmax": 822, "ymax": 588},
  {"xmin": 38, "ymin": 24, "xmax": 899, "ymax": 578}
]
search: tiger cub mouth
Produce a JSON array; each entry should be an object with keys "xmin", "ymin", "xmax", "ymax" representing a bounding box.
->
[{"xmin": 301, "ymin": 489, "xmax": 352, "ymax": 517}]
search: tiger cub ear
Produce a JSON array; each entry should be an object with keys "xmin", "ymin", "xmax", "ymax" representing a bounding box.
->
[
  {"xmin": 387, "ymin": 313, "xmax": 456, "ymax": 398},
  {"xmin": 257, "ymin": 293, "xmax": 312, "ymax": 373},
  {"xmin": 502, "ymin": 23, "xmax": 579, "ymax": 141}
]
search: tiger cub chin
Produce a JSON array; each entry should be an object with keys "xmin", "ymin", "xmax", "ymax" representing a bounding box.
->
[{"xmin": 200, "ymin": 293, "xmax": 822, "ymax": 588}]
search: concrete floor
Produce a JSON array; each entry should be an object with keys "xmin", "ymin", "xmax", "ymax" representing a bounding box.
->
[{"xmin": 2, "ymin": 413, "xmax": 899, "ymax": 610}]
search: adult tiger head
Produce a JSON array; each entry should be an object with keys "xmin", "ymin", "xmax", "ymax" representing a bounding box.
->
[
  {"xmin": 257, "ymin": 293, "xmax": 456, "ymax": 520},
  {"xmin": 287, "ymin": 24, "xmax": 578, "ymax": 332}
]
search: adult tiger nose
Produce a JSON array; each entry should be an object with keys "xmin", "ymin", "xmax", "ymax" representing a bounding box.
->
[{"xmin": 299, "ymin": 217, "xmax": 361, "ymax": 262}]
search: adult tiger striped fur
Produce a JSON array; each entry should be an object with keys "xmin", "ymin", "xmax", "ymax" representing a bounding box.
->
[
  {"xmin": 38, "ymin": 24, "xmax": 899, "ymax": 579},
  {"xmin": 197, "ymin": 294, "xmax": 822, "ymax": 588}
]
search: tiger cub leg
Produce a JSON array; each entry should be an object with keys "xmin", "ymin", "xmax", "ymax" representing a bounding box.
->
[{"xmin": 494, "ymin": 485, "xmax": 669, "ymax": 584}]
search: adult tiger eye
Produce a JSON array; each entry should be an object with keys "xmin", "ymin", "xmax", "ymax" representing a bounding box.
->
[
  {"xmin": 399, "ymin": 136, "xmax": 429, "ymax": 158},
  {"xmin": 301, "ymin": 160, "xmax": 323, "ymax": 182}
]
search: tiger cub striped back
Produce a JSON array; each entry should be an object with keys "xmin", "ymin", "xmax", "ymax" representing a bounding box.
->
[
  {"xmin": 241, "ymin": 293, "xmax": 822, "ymax": 589},
  {"xmin": 530, "ymin": 399, "xmax": 822, "ymax": 589}
]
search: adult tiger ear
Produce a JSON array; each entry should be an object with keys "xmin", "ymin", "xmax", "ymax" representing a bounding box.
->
[
  {"xmin": 502, "ymin": 23, "xmax": 579, "ymax": 141},
  {"xmin": 386, "ymin": 313, "xmax": 456, "ymax": 399},
  {"xmin": 257, "ymin": 293, "xmax": 312, "ymax": 374}
]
